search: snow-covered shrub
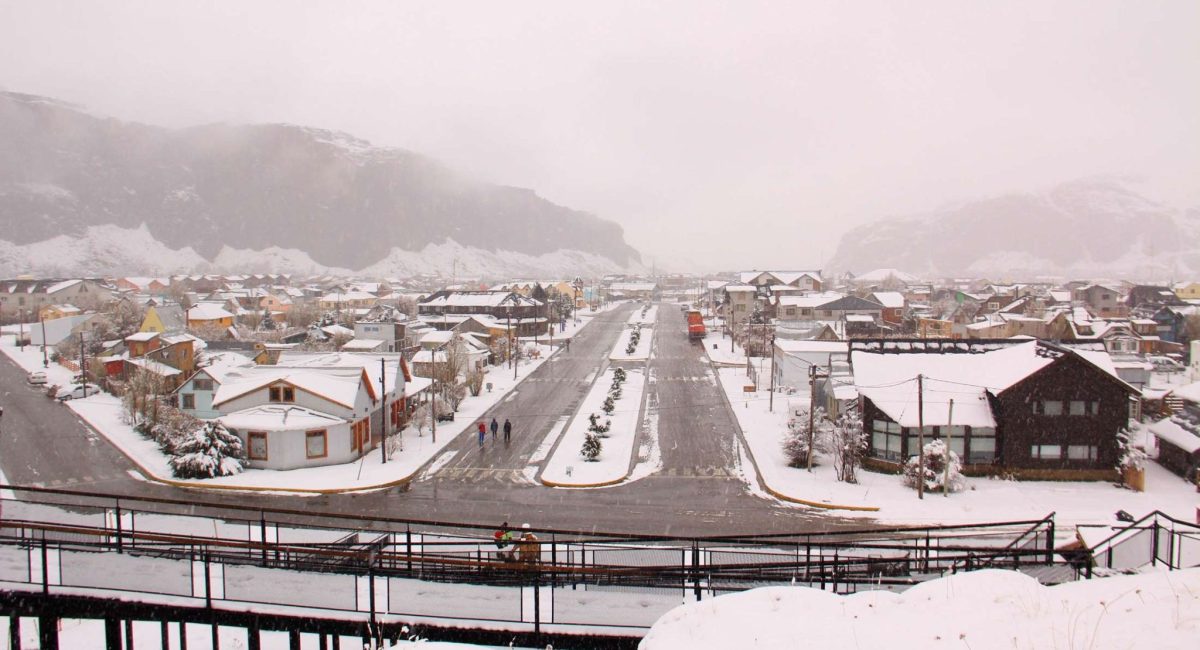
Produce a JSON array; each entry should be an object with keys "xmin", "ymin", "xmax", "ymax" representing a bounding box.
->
[
  {"xmin": 1117, "ymin": 426, "xmax": 1146, "ymax": 471},
  {"xmin": 465, "ymin": 369, "xmax": 485, "ymax": 397},
  {"xmin": 613, "ymin": 368, "xmax": 627, "ymax": 383},
  {"xmin": 903, "ymin": 439, "xmax": 966, "ymax": 493},
  {"xmin": 581, "ymin": 432, "xmax": 602, "ymax": 462},
  {"xmin": 588, "ymin": 413, "xmax": 612, "ymax": 438},
  {"xmin": 782, "ymin": 407, "xmax": 830, "ymax": 468},
  {"xmin": 602, "ymin": 395, "xmax": 616, "ymax": 415},
  {"xmin": 830, "ymin": 409, "xmax": 868, "ymax": 483},
  {"xmin": 168, "ymin": 421, "xmax": 246, "ymax": 479}
]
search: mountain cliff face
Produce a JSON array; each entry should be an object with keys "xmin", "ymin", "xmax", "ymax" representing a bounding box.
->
[
  {"xmin": 826, "ymin": 179, "xmax": 1200, "ymax": 279},
  {"xmin": 0, "ymin": 91, "xmax": 639, "ymax": 274}
]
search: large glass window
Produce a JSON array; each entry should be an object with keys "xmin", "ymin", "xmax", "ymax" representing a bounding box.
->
[
  {"xmin": 181, "ymin": 393, "xmax": 195, "ymax": 409},
  {"xmin": 968, "ymin": 427, "xmax": 996, "ymax": 463},
  {"xmin": 1067, "ymin": 445, "xmax": 1097, "ymax": 461},
  {"xmin": 871, "ymin": 419, "xmax": 902, "ymax": 461},
  {"xmin": 1030, "ymin": 444, "xmax": 1061, "ymax": 460}
]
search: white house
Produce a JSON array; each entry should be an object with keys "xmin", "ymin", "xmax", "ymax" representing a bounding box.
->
[{"xmin": 211, "ymin": 352, "xmax": 409, "ymax": 470}]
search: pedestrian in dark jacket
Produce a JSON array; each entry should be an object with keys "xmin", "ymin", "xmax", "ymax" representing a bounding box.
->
[
  {"xmin": 490, "ymin": 417, "xmax": 498, "ymax": 440},
  {"xmin": 503, "ymin": 418, "xmax": 512, "ymax": 443}
]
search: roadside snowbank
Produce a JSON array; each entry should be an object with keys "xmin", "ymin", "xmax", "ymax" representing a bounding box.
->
[{"xmin": 642, "ymin": 568, "xmax": 1200, "ymax": 650}]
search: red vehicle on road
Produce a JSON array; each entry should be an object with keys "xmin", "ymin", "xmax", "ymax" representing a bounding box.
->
[{"xmin": 685, "ymin": 309, "xmax": 706, "ymax": 341}]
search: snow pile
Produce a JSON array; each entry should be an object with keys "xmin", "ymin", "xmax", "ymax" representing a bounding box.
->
[{"xmin": 641, "ymin": 568, "xmax": 1200, "ymax": 650}]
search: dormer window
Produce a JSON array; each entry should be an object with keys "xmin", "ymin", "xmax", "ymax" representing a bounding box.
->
[{"xmin": 269, "ymin": 385, "xmax": 295, "ymax": 403}]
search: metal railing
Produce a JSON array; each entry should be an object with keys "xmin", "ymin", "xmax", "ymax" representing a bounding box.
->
[
  {"xmin": 0, "ymin": 484, "xmax": 1073, "ymax": 639},
  {"xmin": 1078, "ymin": 510, "xmax": 1200, "ymax": 576}
]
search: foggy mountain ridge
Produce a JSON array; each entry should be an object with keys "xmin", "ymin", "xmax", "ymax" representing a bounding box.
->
[
  {"xmin": 0, "ymin": 90, "xmax": 640, "ymax": 276},
  {"xmin": 826, "ymin": 178, "xmax": 1200, "ymax": 280}
]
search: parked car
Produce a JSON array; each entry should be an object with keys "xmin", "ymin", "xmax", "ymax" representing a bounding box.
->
[
  {"xmin": 56, "ymin": 384, "xmax": 101, "ymax": 401},
  {"xmin": 27, "ymin": 371, "xmax": 47, "ymax": 385},
  {"xmin": 435, "ymin": 412, "xmax": 455, "ymax": 422}
]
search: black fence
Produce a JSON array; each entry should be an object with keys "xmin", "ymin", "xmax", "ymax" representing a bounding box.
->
[{"xmin": 1, "ymin": 484, "xmax": 1186, "ymax": 647}]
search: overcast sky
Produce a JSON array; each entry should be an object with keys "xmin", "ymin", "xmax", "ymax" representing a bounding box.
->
[{"xmin": 2, "ymin": 1, "xmax": 1197, "ymax": 271}]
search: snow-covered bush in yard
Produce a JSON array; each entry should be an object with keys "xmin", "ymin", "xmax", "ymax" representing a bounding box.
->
[
  {"xmin": 829, "ymin": 409, "xmax": 868, "ymax": 483},
  {"xmin": 144, "ymin": 406, "xmax": 202, "ymax": 454},
  {"xmin": 903, "ymin": 439, "xmax": 965, "ymax": 493},
  {"xmin": 1117, "ymin": 426, "xmax": 1146, "ymax": 471},
  {"xmin": 169, "ymin": 421, "xmax": 246, "ymax": 479},
  {"xmin": 602, "ymin": 395, "xmax": 616, "ymax": 415},
  {"xmin": 782, "ymin": 407, "xmax": 830, "ymax": 468},
  {"xmin": 581, "ymin": 432, "xmax": 602, "ymax": 462}
]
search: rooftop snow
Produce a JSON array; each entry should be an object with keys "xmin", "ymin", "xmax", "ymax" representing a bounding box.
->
[{"xmin": 220, "ymin": 404, "xmax": 346, "ymax": 432}]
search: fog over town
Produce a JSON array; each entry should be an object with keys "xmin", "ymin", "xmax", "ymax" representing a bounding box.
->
[{"xmin": 2, "ymin": 1, "xmax": 1196, "ymax": 271}]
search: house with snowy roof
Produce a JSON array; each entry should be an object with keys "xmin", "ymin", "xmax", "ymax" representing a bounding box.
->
[
  {"xmin": 1072, "ymin": 284, "xmax": 1126, "ymax": 318},
  {"xmin": 1149, "ymin": 382, "xmax": 1200, "ymax": 481},
  {"xmin": 186, "ymin": 303, "xmax": 235, "ymax": 330},
  {"xmin": 0, "ymin": 278, "xmax": 114, "ymax": 316},
  {"xmin": 851, "ymin": 340, "xmax": 1139, "ymax": 479},
  {"xmin": 208, "ymin": 352, "xmax": 410, "ymax": 470}
]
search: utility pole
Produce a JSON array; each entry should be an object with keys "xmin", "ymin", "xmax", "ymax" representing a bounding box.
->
[
  {"xmin": 19, "ymin": 311, "xmax": 25, "ymax": 351},
  {"xmin": 79, "ymin": 331, "xmax": 87, "ymax": 398},
  {"xmin": 806, "ymin": 365, "xmax": 818, "ymax": 472},
  {"xmin": 40, "ymin": 315, "xmax": 48, "ymax": 367},
  {"xmin": 944, "ymin": 398, "xmax": 954, "ymax": 497},
  {"xmin": 768, "ymin": 333, "xmax": 776, "ymax": 413},
  {"xmin": 380, "ymin": 357, "xmax": 388, "ymax": 464},
  {"xmin": 916, "ymin": 373, "xmax": 925, "ymax": 500},
  {"xmin": 506, "ymin": 308, "xmax": 513, "ymax": 370},
  {"xmin": 430, "ymin": 359, "xmax": 438, "ymax": 444}
]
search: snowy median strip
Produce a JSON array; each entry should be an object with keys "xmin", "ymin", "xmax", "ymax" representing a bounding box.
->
[
  {"xmin": 610, "ymin": 324, "xmax": 653, "ymax": 362},
  {"xmin": 540, "ymin": 367, "xmax": 646, "ymax": 487}
]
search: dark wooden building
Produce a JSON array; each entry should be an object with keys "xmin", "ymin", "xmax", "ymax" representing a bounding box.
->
[{"xmin": 855, "ymin": 340, "xmax": 1139, "ymax": 480}]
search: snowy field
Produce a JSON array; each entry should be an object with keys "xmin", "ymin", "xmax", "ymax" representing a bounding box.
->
[
  {"xmin": 718, "ymin": 362, "xmax": 1200, "ymax": 526},
  {"xmin": 0, "ymin": 332, "xmax": 558, "ymax": 492},
  {"xmin": 540, "ymin": 367, "xmax": 646, "ymax": 486}
]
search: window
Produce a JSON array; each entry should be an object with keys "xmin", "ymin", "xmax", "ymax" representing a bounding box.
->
[
  {"xmin": 1036, "ymin": 400, "xmax": 1063, "ymax": 416},
  {"xmin": 351, "ymin": 419, "xmax": 371, "ymax": 452},
  {"xmin": 735, "ymin": 304, "xmax": 746, "ymax": 312},
  {"xmin": 193, "ymin": 377, "xmax": 213, "ymax": 391},
  {"xmin": 248, "ymin": 432, "xmax": 268, "ymax": 461},
  {"xmin": 968, "ymin": 427, "xmax": 996, "ymax": 463},
  {"xmin": 269, "ymin": 385, "xmax": 295, "ymax": 403},
  {"xmin": 1030, "ymin": 444, "xmax": 1061, "ymax": 460},
  {"xmin": 306, "ymin": 430, "xmax": 328, "ymax": 459},
  {"xmin": 871, "ymin": 419, "xmax": 902, "ymax": 461},
  {"xmin": 1067, "ymin": 445, "xmax": 1097, "ymax": 461},
  {"xmin": 1068, "ymin": 400, "xmax": 1097, "ymax": 416},
  {"xmin": 181, "ymin": 393, "xmax": 195, "ymax": 409},
  {"xmin": 938, "ymin": 425, "xmax": 966, "ymax": 457}
]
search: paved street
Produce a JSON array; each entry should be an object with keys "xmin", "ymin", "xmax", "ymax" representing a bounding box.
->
[{"xmin": 0, "ymin": 305, "xmax": 866, "ymax": 537}]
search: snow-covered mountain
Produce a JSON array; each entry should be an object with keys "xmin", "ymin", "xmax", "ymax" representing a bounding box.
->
[
  {"xmin": 826, "ymin": 179, "xmax": 1200, "ymax": 280},
  {"xmin": 0, "ymin": 91, "xmax": 641, "ymax": 276},
  {"xmin": 0, "ymin": 224, "xmax": 633, "ymax": 278}
]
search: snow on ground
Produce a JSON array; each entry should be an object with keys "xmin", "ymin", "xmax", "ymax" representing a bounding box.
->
[
  {"xmin": 704, "ymin": 334, "xmax": 751, "ymax": 367},
  {"xmin": 0, "ymin": 332, "xmax": 557, "ymax": 492},
  {"xmin": 627, "ymin": 370, "xmax": 664, "ymax": 482},
  {"xmin": 641, "ymin": 568, "xmax": 1200, "ymax": 650},
  {"xmin": 609, "ymin": 324, "xmax": 654, "ymax": 362},
  {"xmin": 712, "ymin": 354, "xmax": 1200, "ymax": 527},
  {"xmin": 541, "ymin": 368, "xmax": 646, "ymax": 486}
]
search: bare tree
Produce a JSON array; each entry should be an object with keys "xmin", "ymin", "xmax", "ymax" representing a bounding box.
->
[
  {"xmin": 286, "ymin": 302, "xmax": 323, "ymax": 329},
  {"xmin": 465, "ymin": 368, "xmax": 485, "ymax": 396}
]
